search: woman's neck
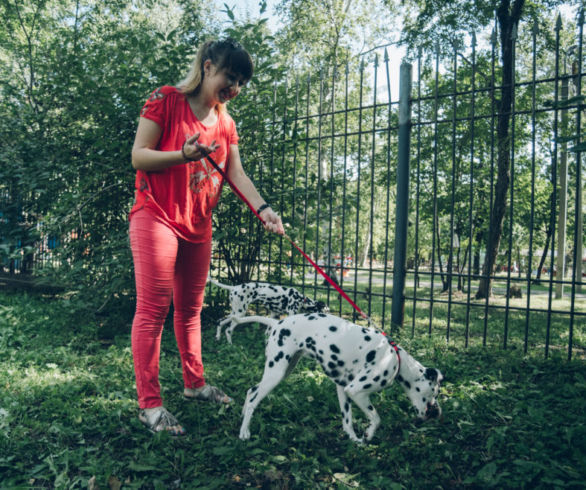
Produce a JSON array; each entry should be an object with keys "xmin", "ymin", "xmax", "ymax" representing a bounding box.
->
[{"xmin": 188, "ymin": 95, "xmax": 217, "ymax": 125}]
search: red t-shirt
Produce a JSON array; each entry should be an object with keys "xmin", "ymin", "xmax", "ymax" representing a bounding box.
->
[{"xmin": 129, "ymin": 85, "xmax": 238, "ymax": 243}]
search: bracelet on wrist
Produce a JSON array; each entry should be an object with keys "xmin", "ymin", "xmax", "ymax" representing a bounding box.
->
[
  {"xmin": 256, "ymin": 203, "xmax": 270, "ymax": 215},
  {"xmin": 181, "ymin": 142, "xmax": 192, "ymax": 162}
]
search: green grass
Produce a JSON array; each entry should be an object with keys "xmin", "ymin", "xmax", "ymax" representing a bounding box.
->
[{"xmin": 0, "ymin": 290, "xmax": 585, "ymax": 489}]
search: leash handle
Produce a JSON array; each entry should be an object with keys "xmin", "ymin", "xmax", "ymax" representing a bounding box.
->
[{"xmin": 200, "ymin": 148, "xmax": 380, "ymax": 329}]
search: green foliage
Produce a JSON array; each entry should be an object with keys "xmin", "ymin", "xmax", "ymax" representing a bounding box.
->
[{"xmin": 1, "ymin": 290, "xmax": 584, "ymax": 488}]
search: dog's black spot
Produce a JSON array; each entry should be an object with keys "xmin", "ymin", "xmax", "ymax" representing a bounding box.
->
[
  {"xmin": 269, "ymin": 361, "xmax": 274, "ymax": 368},
  {"xmin": 366, "ymin": 350, "xmax": 376, "ymax": 363},
  {"xmin": 422, "ymin": 397, "xmax": 427, "ymax": 403},
  {"xmin": 329, "ymin": 326, "xmax": 337, "ymax": 332},
  {"xmin": 397, "ymin": 375, "xmax": 404, "ymax": 382},
  {"xmin": 330, "ymin": 369, "xmax": 340, "ymax": 378},
  {"xmin": 331, "ymin": 354, "xmax": 338, "ymax": 361},
  {"xmin": 338, "ymin": 380, "xmax": 347, "ymax": 386},
  {"xmin": 286, "ymin": 355, "xmax": 290, "ymax": 360},
  {"xmin": 424, "ymin": 367, "xmax": 438, "ymax": 381},
  {"xmin": 328, "ymin": 361, "xmax": 336, "ymax": 369},
  {"xmin": 250, "ymin": 385, "xmax": 258, "ymax": 393},
  {"xmin": 274, "ymin": 351, "xmax": 284, "ymax": 363},
  {"xmin": 363, "ymin": 384, "xmax": 372, "ymax": 390},
  {"xmin": 373, "ymin": 376, "xmax": 380, "ymax": 382},
  {"xmin": 278, "ymin": 328, "xmax": 291, "ymax": 346},
  {"xmin": 348, "ymin": 374, "xmax": 354, "ymax": 381},
  {"xmin": 250, "ymin": 393, "xmax": 258, "ymax": 403},
  {"xmin": 330, "ymin": 344, "xmax": 340, "ymax": 354},
  {"xmin": 384, "ymin": 370, "xmax": 389, "ymax": 376},
  {"xmin": 337, "ymin": 360, "xmax": 344, "ymax": 367},
  {"xmin": 416, "ymin": 387, "xmax": 420, "ymax": 392},
  {"xmin": 308, "ymin": 316, "xmax": 316, "ymax": 320},
  {"xmin": 344, "ymin": 401, "xmax": 350, "ymax": 412},
  {"xmin": 381, "ymin": 379, "xmax": 387, "ymax": 387},
  {"xmin": 359, "ymin": 376, "xmax": 367, "ymax": 382},
  {"xmin": 353, "ymin": 359, "xmax": 359, "ymax": 364},
  {"xmin": 368, "ymin": 405, "xmax": 374, "ymax": 411},
  {"xmin": 364, "ymin": 336, "xmax": 371, "ymax": 341},
  {"xmin": 318, "ymin": 313, "xmax": 327, "ymax": 317},
  {"xmin": 403, "ymin": 380, "xmax": 411, "ymax": 389}
]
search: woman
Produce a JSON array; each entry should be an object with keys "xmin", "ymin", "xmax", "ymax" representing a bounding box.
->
[{"xmin": 129, "ymin": 38, "xmax": 284, "ymax": 435}]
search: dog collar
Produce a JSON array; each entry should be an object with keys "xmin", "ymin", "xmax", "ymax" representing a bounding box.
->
[
  {"xmin": 382, "ymin": 333, "xmax": 401, "ymax": 371},
  {"xmin": 388, "ymin": 339, "xmax": 400, "ymax": 371}
]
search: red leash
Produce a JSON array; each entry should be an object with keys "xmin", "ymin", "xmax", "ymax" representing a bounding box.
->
[{"xmin": 200, "ymin": 149, "xmax": 379, "ymax": 328}]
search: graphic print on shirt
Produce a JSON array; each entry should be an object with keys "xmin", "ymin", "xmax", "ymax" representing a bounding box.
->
[
  {"xmin": 140, "ymin": 88, "xmax": 165, "ymax": 116},
  {"xmin": 189, "ymin": 158, "xmax": 225, "ymax": 195}
]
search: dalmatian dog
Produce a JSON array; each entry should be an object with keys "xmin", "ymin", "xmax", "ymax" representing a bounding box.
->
[
  {"xmin": 233, "ymin": 312, "xmax": 443, "ymax": 444},
  {"xmin": 208, "ymin": 277, "xmax": 329, "ymax": 344}
]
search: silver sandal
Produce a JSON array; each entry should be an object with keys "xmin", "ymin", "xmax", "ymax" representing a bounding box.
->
[
  {"xmin": 184, "ymin": 384, "xmax": 233, "ymax": 404},
  {"xmin": 138, "ymin": 407, "xmax": 186, "ymax": 436}
]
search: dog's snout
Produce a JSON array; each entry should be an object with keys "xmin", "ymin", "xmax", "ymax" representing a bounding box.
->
[{"xmin": 425, "ymin": 402, "xmax": 441, "ymax": 419}]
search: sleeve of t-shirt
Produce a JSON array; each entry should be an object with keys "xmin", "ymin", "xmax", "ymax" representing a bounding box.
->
[
  {"xmin": 139, "ymin": 86, "xmax": 168, "ymax": 128},
  {"xmin": 229, "ymin": 116, "xmax": 239, "ymax": 145}
]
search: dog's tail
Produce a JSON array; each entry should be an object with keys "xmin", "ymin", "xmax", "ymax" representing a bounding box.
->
[
  {"xmin": 207, "ymin": 276, "xmax": 235, "ymax": 291},
  {"xmin": 232, "ymin": 315, "xmax": 278, "ymax": 328}
]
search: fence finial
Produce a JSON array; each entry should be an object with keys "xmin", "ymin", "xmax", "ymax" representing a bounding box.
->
[
  {"xmin": 471, "ymin": 31, "xmax": 477, "ymax": 47},
  {"xmin": 556, "ymin": 12, "xmax": 562, "ymax": 31},
  {"xmin": 579, "ymin": 8, "xmax": 584, "ymax": 26},
  {"xmin": 491, "ymin": 27, "xmax": 497, "ymax": 47},
  {"xmin": 374, "ymin": 53, "xmax": 379, "ymax": 68},
  {"xmin": 384, "ymin": 48, "xmax": 389, "ymax": 63},
  {"xmin": 532, "ymin": 18, "xmax": 539, "ymax": 36}
]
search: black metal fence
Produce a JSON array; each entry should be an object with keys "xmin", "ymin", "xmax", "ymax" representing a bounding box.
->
[
  {"xmin": 212, "ymin": 13, "xmax": 585, "ymax": 359},
  {"xmin": 2, "ymin": 12, "xmax": 584, "ymax": 359}
]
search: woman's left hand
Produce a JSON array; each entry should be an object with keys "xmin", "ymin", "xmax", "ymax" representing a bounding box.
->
[{"xmin": 260, "ymin": 207, "xmax": 285, "ymax": 235}]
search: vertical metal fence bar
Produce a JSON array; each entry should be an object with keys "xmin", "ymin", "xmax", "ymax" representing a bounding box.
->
[
  {"xmin": 327, "ymin": 65, "xmax": 336, "ymax": 305},
  {"xmin": 277, "ymin": 80, "xmax": 289, "ymax": 283},
  {"xmin": 411, "ymin": 47, "xmax": 423, "ymax": 337},
  {"xmin": 352, "ymin": 61, "xmax": 365, "ymax": 320},
  {"xmin": 262, "ymin": 81, "xmax": 278, "ymax": 281},
  {"xmin": 313, "ymin": 70, "xmax": 324, "ymax": 296},
  {"xmin": 290, "ymin": 78, "xmax": 300, "ymax": 285},
  {"xmin": 391, "ymin": 61, "xmax": 413, "ymax": 330},
  {"xmin": 339, "ymin": 62, "xmax": 350, "ymax": 316},
  {"xmin": 382, "ymin": 49, "xmax": 392, "ymax": 328},
  {"xmin": 483, "ymin": 25, "xmax": 498, "ymax": 346},
  {"xmin": 429, "ymin": 43, "xmax": 441, "ymax": 335},
  {"xmin": 368, "ymin": 55, "xmax": 379, "ymax": 316},
  {"xmin": 465, "ymin": 32, "xmax": 477, "ymax": 346},
  {"xmin": 569, "ymin": 9, "xmax": 584, "ymax": 361},
  {"xmin": 525, "ymin": 20, "xmax": 539, "ymax": 353},
  {"xmin": 447, "ymin": 45, "xmax": 458, "ymax": 344},
  {"xmin": 546, "ymin": 15, "xmax": 563, "ymax": 358},
  {"xmin": 503, "ymin": 24, "xmax": 518, "ymax": 349},
  {"xmin": 302, "ymin": 74, "xmax": 311, "ymax": 296}
]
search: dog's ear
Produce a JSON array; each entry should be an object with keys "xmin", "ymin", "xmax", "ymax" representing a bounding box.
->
[{"xmin": 424, "ymin": 367, "xmax": 439, "ymax": 382}]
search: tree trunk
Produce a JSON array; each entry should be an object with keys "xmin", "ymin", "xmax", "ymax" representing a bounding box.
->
[
  {"xmin": 534, "ymin": 225, "xmax": 552, "ymax": 285},
  {"xmin": 476, "ymin": 0, "xmax": 525, "ymax": 299}
]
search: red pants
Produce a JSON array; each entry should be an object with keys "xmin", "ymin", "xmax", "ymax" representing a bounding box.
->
[{"xmin": 129, "ymin": 209, "xmax": 211, "ymax": 409}]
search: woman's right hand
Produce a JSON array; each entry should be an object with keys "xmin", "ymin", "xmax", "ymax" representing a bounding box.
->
[{"xmin": 183, "ymin": 132, "xmax": 220, "ymax": 161}]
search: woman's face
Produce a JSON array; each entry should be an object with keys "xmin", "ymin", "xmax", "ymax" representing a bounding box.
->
[{"xmin": 203, "ymin": 61, "xmax": 248, "ymax": 104}]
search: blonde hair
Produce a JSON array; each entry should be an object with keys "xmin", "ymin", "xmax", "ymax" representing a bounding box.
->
[{"xmin": 177, "ymin": 38, "xmax": 253, "ymax": 112}]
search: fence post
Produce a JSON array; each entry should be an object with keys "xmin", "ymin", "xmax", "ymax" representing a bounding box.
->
[{"xmin": 391, "ymin": 62, "xmax": 413, "ymax": 330}]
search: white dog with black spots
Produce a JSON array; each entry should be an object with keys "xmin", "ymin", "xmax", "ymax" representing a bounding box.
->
[
  {"xmin": 208, "ymin": 277, "xmax": 329, "ymax": 344},
  {"xmin": 234, "ymin": 312, "xmax": 443, "ymax": 444}
]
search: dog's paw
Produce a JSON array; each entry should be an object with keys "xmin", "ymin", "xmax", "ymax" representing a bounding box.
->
[{"xmin": 239, "ymin": 427, "xmax": 251, "ymax": 440}]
